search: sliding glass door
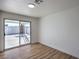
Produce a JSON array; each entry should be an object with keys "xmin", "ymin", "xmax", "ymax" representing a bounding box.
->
[{"xmin": 4, "ymin": 19, "xmax": 30, "ymax": 49}]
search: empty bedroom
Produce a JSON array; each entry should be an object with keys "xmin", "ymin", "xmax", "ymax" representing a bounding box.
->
[{"xmin": 0, "ymin": 0, "xmax": 79, "ymax": 59}]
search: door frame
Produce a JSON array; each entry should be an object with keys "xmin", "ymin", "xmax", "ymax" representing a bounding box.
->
[{"xmin": 3, "ymin": 18, "xmax": 31, "ymax": 51}]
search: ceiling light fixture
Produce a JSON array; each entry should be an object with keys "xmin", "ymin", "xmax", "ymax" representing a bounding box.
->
[
  {"xmin": 28, "ymin": 3, "xmax": 35, "ymax": 8},
  {"xmin": 28, "ymin": 0, "xmax": 43, "ymax": 8}
]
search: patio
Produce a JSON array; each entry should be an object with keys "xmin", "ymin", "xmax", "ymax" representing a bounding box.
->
[{"xmin": 5, "ymin": 34, "xmax": 30, "ymax": 49}]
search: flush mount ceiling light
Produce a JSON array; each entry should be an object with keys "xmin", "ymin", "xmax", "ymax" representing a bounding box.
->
[
  {"xmin": 28, "ymin": 0, "xmax": 43, "ymax": 8},
  {"xmin": 28, "ymin": 3, "xmax": 35, "ymax": 8}
]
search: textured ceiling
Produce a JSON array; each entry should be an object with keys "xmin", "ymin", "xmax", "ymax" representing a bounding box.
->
[{"xmin": 0, "ymin": 0, "xmax": 79, "ymax": 17}]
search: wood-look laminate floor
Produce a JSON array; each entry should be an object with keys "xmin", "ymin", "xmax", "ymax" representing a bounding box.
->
[{"xmin": 0, "ymin": 43, "xmax": 78, "ymax": 59}]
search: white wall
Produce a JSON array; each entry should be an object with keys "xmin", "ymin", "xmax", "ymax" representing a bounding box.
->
[
  {"xmin": 0, "ymin": 11, "xmax": 39, "ymax": 51},
  {"xmin": 39, "ymin": 6, "xmax": 79, "ymax": 58},
  {"xmin": 0, "ymin": 11, "xmax": 4, "ymax": 51}
]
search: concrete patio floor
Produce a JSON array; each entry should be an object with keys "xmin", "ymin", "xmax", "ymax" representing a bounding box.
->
[{"xmin": 5, "ymin": 34, "xmax": 30, "ymax": 49}]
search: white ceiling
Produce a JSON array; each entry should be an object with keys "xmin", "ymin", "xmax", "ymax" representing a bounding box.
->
[{"xmin": 0, "ymin": 0, "xmax": 79, "ymax": 17}]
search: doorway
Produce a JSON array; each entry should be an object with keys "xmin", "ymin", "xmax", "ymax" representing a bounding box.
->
[{"xmin": 4, "ymin": 19, "xmax": 31, "ymax": 49}]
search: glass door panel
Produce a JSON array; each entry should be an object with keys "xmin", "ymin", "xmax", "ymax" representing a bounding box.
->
[
  {"xmin": 5, "ymin": 20, "xmax": 19, "ymax": 49},
  {"xmin": 19, "ymin": 21, "xmax": 30, "ymax": 45}
]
